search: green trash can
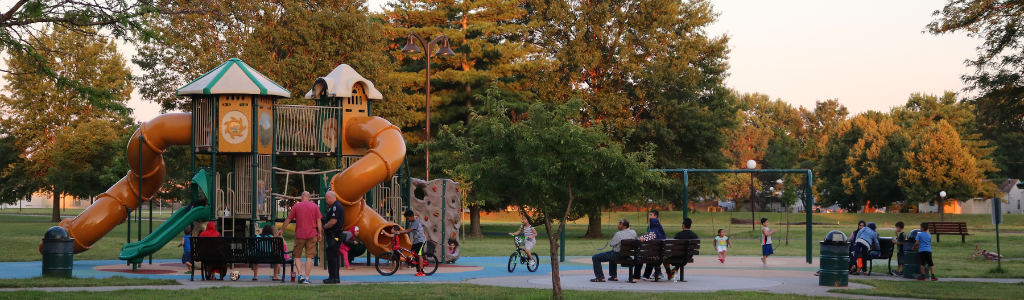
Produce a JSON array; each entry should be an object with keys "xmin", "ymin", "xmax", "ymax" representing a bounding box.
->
[
  {"xmin": 41, "ymin": 226, "xmax": 74, "ymax": 278},
  {"xmin": 819, "ymin": 230, "xmax": 849, "ymax": 287}
]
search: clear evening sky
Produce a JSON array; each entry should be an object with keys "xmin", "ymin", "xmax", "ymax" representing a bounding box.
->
[{"xmin": 5, "ymin": 0, "xmax": 976, "ymax": 122}]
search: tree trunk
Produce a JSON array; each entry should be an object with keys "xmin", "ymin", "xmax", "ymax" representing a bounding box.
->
[
  {"xmin": 469, "ymin": 204, "xmax": 483, "ymax": 238},
  {"xmin": 51, "ymin": 190, "xmax": 61, "ymax": 222},
  {"xmin": 583, "ymin": 211, "xmax": 603, "ymax": 238},
  {"xmin": 542, "ymin": 213, "xmax": 562, "ymax": 300}
]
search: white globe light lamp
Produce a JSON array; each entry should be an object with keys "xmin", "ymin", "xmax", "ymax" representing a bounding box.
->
[
  {"xmin": 940, "ymin": 191, "xmax": 946, "ymax": 198},
  {"xmin": 746, "ymin": 159, "xmax": 756, "ymax": 170}
]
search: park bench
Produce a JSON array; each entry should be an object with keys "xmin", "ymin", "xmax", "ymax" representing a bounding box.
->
[
  {"xmin": 863, "ymin": 237, "xmax": 895, "ymax": 276},
  {"xmin": 615, "ymin": 238, "xmax": 700, "ymax": 283},
  {"xmin": 926, "ymin": 222, "xmax": 972, "ymax": 243},
  {"xmin": 190, "ymin": 237, "xmax": 294, "ymax": 282}
]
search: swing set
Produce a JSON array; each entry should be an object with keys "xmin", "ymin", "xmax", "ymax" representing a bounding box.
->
[{"xmin": 651, "ymin": 168, "xmax": 815, "ymax": 264}]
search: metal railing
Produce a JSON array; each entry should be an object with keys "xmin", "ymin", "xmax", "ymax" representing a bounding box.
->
[
  {"xmin": 193, "ymin": 97, "xmax": 215, "ymax": 151},
  {"xmin": 275, "ymin": 105, "xmax": 341, "ymax": 155}
]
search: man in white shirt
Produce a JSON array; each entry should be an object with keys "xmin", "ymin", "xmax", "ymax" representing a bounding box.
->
[{"xmin": 590, "ymin": 219, "xmax": 638, "ymax": 282}]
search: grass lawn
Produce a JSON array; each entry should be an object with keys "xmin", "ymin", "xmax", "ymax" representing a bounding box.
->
[
  {"xmin": 0, "ymin": 283, "xmax": 840, "ymax": 299},
  {"xmin": 832, "ymin": 279, "xmax": 1024, "ymax": 299},
  {"xmin": 4, "ymin": 210, "xmax": 1021, "ymax": 278},
  {"xmin": 0, "ymin": 276, "xmax": 179, "ymax": 288}
]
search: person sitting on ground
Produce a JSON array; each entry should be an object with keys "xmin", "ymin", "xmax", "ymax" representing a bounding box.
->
[
  {"xmin": 665, "ymin": 217, "xmax": 698, "ymax": 280},
  {"xmin": 851, "ymin": 222, "xmax": 880, "ymax": 275},
  {"xmin": 198, "ymin": 221, "xmax": 226, "ymax": 280},
  {"xmin": 590, "ymin": 219, "xmax": 638, "ymax": 282}
]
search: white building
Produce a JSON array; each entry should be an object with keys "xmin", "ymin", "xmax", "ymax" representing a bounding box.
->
[
  {"xmin": 962, "ymin": 179, "xmax": 1024, "ymax": 215},
  {"xmin": 0, "ymin": 191, "xmax": 91, "ymax": 210}
]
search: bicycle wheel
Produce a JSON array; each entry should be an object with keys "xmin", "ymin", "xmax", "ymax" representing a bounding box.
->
[
  {"xmin": 527, "ymin": 254, "xmax": 540, "ymax": 272},
  {"xmin": 507, "ymin": 252, "xmax": 518, "ymax": 273},
  {"xmin": 375, "ymin": 251, "xmax": 400, "ymax": 276},
  {"xmin": 421, "ymin": 253, "xmax": 440, "ymax": 276}
]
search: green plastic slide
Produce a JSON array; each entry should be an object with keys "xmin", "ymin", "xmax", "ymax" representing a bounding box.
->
[{"xmin": 119, "ymin": 205, "xmax": 211, "ymax": 263}]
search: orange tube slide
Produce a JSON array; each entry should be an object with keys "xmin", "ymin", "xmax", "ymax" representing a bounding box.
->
[
  {"xmin": 331, "ymin": 116, "xmax": 411, "ymax": 256},
  {"xmin": 44, "ymin": 113, "xmax": 192, "ymax": 253}
]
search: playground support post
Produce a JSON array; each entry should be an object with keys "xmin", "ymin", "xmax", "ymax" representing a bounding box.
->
[
  {"xmin": 441, "ymin": 180, "xmax": 447, "ymax": 263},
  {"xmin": 653, "ymin": 168, "xmax": 814, "ymax": 264}
]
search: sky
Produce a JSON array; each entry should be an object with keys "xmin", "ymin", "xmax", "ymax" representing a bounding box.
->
[{"xmin": 2, "ymin": 0, "xmax": 977, "ymax": 122}]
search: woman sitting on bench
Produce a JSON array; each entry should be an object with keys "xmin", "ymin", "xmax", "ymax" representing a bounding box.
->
[{"xmin": 851, "ymin": 222, "xmax": 879, "ymax": 275}]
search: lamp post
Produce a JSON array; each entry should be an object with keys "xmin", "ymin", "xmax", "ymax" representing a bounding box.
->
[
  {"xmin": 939, "ymin": 191, "xmax": 947, "ymax": 222},
  {"xmin": 402, "ymin": 33, "xmax": 456, "ymax": 181},
  {"xmin": 746, "ymin": 159, "xmax": 756, "ymax": 231}
]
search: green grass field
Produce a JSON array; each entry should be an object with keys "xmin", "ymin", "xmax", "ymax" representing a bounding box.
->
[
  {"xmin": 4, "ymin": 210, "xmax": 1021, "ymax": 278},
  {"xmin": 831, "ymin": 279, "xmax": 1024, "ymax": 299},
  {"xmin": 0, "ymin": 276, "xmax": 179, "ymax": 288},
  {"xmin": 0, "ymin": 283, "xmax": 841, "ymax": 300}
]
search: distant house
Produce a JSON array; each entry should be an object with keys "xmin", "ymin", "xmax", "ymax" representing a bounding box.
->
[
  {"xmin": 962, "ymin": 179, "xmax": 1024, "ymax": 215},
  {"xmin": 0, "ymin": 191, "xmax": 89, "ymax": 210},
  {"xmin": 917, "ymin": 199, "xmax": 962, "ymax": 214}
]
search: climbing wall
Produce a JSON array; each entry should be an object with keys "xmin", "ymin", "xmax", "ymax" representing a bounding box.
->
[{"xmin": 408, "ymin": 178, "xmax": 461, "ymax": 263}]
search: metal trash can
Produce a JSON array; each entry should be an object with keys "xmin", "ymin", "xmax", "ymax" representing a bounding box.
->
[
  {"xmin": 819, "ymin": 230, "xmax": 849, "ymax": 286},
  {"xmin": 41, "ymin": 226, "xmax": 74, "ymax": 278},
  {"xmin": 903, "ymin": 229, "xmax": 922, "ymax": 279}
]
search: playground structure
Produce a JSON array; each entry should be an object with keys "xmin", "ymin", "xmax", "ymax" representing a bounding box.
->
[{"xmin": 43, "ymin": 58, "xmax": 462, "ymax": 266}]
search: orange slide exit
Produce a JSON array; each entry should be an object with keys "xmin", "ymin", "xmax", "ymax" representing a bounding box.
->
[
  {"xmin": 331, "ymin": 116, "xmax": 412, "ymax": 256},
  {"xmin": 44, "ymin": 113, "xmax": 192, "ymax": 253}
]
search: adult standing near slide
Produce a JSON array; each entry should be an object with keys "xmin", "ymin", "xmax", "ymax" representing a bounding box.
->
[
  {"xmin": 322, "ymin": 191, "xmax": 345, "ymax": 284},
  {"xmin": 280, "ymin": 191, "xmax": 322, "ymax": 284}
]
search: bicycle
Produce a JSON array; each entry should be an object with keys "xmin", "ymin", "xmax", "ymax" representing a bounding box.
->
[
  {"xmin": 508, "ymin": 236, "xmax": 539, "ymax": 273},
  {"xmin": 375, "ymin": 237, "xmax": 439, "ymax": 276}
]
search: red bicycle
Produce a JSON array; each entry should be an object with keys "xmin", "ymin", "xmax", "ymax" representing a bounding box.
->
[{"xmin": 375, "ymin": 236, "xmax": 439, "ymax": 276}]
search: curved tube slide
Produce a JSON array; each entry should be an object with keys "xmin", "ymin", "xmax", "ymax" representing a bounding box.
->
[
  {"xmin": 44, "ymin": 113, "xmax": 192, "ymax": 254},
  {"xmin": 331, "ymin": 116, "xmax": 411, "ymax": 256}
]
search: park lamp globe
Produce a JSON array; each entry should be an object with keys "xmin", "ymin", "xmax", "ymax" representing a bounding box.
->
[
  {"xmin": 746, "ymin": 159, "xmax": 756, "ymax": 170},
  {"xmin": 402, "ymin": 35, "xmax": 421, "ymax": 53},
  {"xmin": 940, "ymin": 191, "xmax": 947, "ymax": 198}
]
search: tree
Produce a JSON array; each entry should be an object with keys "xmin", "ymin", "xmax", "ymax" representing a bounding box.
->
[
  {"xmin": 891, "ymin": 92, "xmax": 998, "ymax": 179},
  {"xmin": 900, "ymin": 120, "xmax": 987, "ymax": 212},
  {"xmin": 842, "ymin": 116, "xmax": 910, "ymax": 209},
  {"xmin": 928, "ymin": 1, "xmax": 1024, "ymax": 179},
  {"xmin": 797, "ymin": 99, "xmax": 849, "ymax": 169},
  {"xmin": 135, "ymin": 0, "xmax": 393, "ymax": 110},
  {"xmin": 780, "ymin": 175, "xmax": 797, "ymax": 245},
  {"xmin": 0, "ymin": 0, "xmax": 199, "ymax": 113},
  {"xmin": 0, "ymin": 26, "xmax": 133, "ymax": 221},
  {"xmin": 40, "ymin": 119, "xmax": 130, "ymax": 203},
  {"xmin": 382, "ymin": 0, "xmax": 543, "ymax": 237},
  {"xmin": 431, "ymin": 89, "xmax": 665, "ymax": 300},
  {"xmin": 0, "ymin": 134, "xmax": 43, "ymax": 205}
]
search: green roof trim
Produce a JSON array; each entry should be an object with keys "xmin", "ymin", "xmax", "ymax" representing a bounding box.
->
[
  {"xmin": 176, "ymin": 60, "xmax": 229, "ymax": 94},
  {"xmin": 203, "ymin": 59, "xmax": 236, "ymax": 95},
  {"xmin": 237, "ymin": 59, "xmax": 289, "ymax": 96},
  {"xmin": 233, "ymin": 59, "xmax": 268, "ymax": 95}
]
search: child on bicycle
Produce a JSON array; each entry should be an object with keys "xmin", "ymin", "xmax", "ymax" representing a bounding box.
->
[
  {"xmin": 509, "ymin": 215, "xmax": 537, "ymax": 267},
  {"xmin": 389, "ymin": 210, "xmax": 428, "ymax": 276}
]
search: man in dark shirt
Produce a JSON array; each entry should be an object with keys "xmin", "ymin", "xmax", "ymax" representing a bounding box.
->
[
  {"xmin": 322, "ymin": 191, "xmax": 345, "ymax": 284},
  {"xmin": 667, "ymin": 218, "xmax": 698, "ymax": 280}
]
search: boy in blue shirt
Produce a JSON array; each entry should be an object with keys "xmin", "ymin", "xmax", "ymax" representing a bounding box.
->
[
  {"xmin": 913, "ymin": 222, "xmax": 938, "ymax": 281},
  {"xmin": 176, "ymin": 227, "xmax": 193, "ymax": 274}
]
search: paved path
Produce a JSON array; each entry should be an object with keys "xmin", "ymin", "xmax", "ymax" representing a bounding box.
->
[{"xmin": 0, "ymin": 255, "xmax": 1017, "ymax": 299}]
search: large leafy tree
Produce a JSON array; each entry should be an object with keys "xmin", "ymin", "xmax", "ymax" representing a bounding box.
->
[
  {"xmin": 431, "ymin": 89, "xmax": 665, "ymax": 300},
  {"xmin": 41, "ymin": 119, "xmax": 130, "ymax": 202},
  {"xmin": 891, "ymin": 92, "xmax": 998, "ymax": 179},
  {"xmin": 135, "ymin": 0, "xmax": 393, "ymax": 110},
  {"xmin": 0, "ymin": 0, "xmax": 199, "ymax": 113},
  {"xmin": 900, "ymin": 120, "xmax": 987, "ymax": 208},
  {"xmin": 526, "ymin": 0, "xmax": 735, "ymax": 234},
  {"xmin": 382, "ymin": 0, "xmax": 543, "ymax": 237},
  {"xmin": 0, "ymin": 26, "xmax": 133, "ymax": 221},
  {"xmin": 840, "ymin": 116, "xmax": 910, "ymax": 209},
  {"xmin": 928, "ymin": 1, "xmax": 1024, "ymax": 179}
]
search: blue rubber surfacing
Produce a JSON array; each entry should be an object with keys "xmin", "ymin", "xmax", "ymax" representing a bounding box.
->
[{"xmin": 0, "ymin": 257, "xmax": 594, "ymax": 282}]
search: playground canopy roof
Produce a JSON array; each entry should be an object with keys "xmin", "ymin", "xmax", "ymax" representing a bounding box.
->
[
  {"xmin": 303, "ymin": 64, "xmax": 384, "ymax": 100},
  {"xmin": 177, "ymin": 58, "xmax": 291, "ymax": 98}
]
